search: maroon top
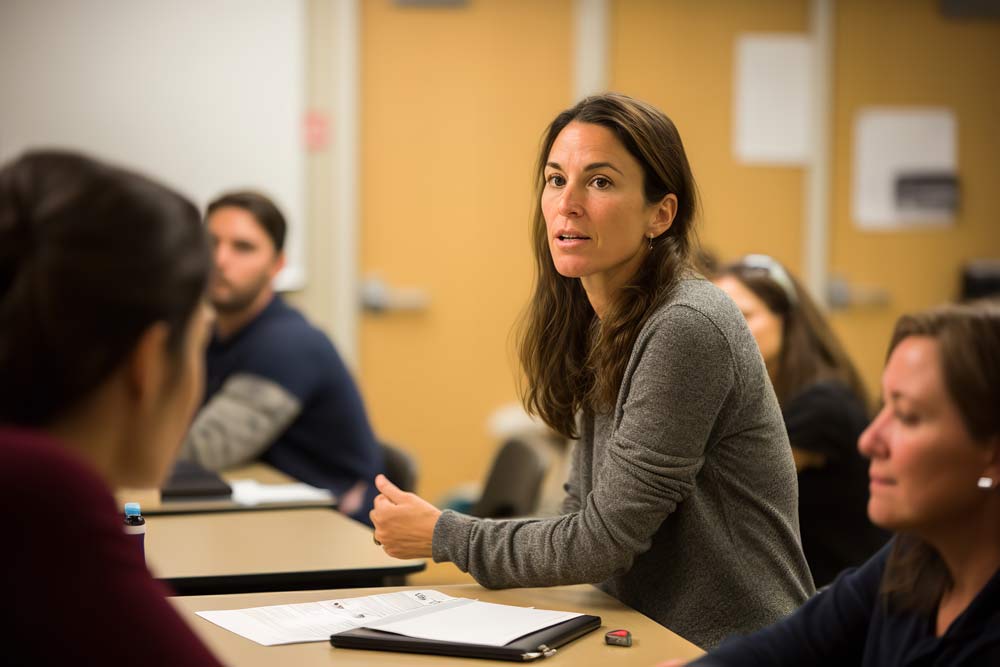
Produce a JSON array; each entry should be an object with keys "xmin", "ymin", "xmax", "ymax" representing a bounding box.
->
[{"xmin": 1, "ymin": 427, "xmax": 222, "ymax": 666}]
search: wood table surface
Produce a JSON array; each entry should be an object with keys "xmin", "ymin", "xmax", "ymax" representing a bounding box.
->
[
  {"xmin": 172, "ymin": 583, "xmax": 704, "ymax": 666},
  {"xmin": 117, "ymin": 462, "xmax": 337, "ymax": 515},
  {"xmin": 148, "ymin": 508, "xmax": 424, "ymax": 595}
]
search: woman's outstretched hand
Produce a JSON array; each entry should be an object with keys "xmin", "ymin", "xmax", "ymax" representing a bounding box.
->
[{"xmin": 369, "ymin": 474, "xmax": 442, "ymax": 559}]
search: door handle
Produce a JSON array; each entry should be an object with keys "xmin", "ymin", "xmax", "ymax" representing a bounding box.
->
[
  {"xmin": 360, "ymin": 275, "xmax": 430, "ymax": 314},
  {"xmin": 826, "ymin": 275, "xmax": 890, "ymax": 309}
]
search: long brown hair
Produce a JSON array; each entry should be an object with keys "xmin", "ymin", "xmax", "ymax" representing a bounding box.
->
[
  {"xmin": 716, "ymin": 257, "xmax": 868, "ymax": 409},
  {"xmin": 879, "ymin": 301, "xmax": 1000, "ymax": 613},
  {"xmin": 518, "ymin": 94, "xmax": 697, "ymax": 439}
]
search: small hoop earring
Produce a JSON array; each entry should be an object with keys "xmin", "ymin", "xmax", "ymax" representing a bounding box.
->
[{"xmin": 977, "ymin": 476, "xmax": 996, "ymax": 490}]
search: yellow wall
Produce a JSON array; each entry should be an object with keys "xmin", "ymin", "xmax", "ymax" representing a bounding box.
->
[
  {"xmin": 830, "ymin": 0, "xmax": 1000, "ymax": 393},
  {"xmin": 612, "ymin": 0, "xmax": 810, "ymax": 274},
  {"xmin": 357, "ymin": 0, "xmax": 573, "ymax": 500},
  {"xmin": 610, "ymin": 0, "xmax": 1000, "ymax": 399},
  {"xmin": 292, "ymin": 0, "xmax": 1000, "ymax": 501}
]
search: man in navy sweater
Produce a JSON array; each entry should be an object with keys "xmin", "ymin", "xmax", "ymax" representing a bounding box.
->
[{"xmin": 180, "ymin": 191, "xmax": 382, "ymax": 524}]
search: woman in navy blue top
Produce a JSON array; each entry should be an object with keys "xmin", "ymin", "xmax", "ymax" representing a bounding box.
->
[{"xmin": 661, "ymin": 302, "xmax": 1000, "ymax": 666}]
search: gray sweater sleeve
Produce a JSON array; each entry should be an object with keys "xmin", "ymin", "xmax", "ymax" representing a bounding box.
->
[
  {"xmin": 179, "ymin": 374, "xmax": 302, "ymax": 470},
  {"xmin": 432, "ymin": 304, "xmax": 734, "ymax": 587},
  {"xmin": 558, "ymin": 437, "xmax": 583, "ymax": 515}
]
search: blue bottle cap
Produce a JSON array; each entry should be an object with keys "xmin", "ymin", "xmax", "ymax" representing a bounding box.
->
[{"xmin": 124, "ymin": 502, "xmax": 142, "ymax": 517}]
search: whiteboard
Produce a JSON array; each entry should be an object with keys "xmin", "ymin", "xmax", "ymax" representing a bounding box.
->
[{"xmin": 0, "ymin": 0, "xmax": 306, "ymax": 289}]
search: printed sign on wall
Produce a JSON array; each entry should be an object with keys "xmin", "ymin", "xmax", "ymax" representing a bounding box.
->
[{"xmin": 852, "ymin": 108, "xmax": 958, "ymax": 230}]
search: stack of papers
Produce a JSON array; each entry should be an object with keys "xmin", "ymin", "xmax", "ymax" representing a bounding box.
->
[
  {"xmin": 196, "ymin": 590, "xmax": 581, "ymax": 647},
  {"xmin": 198, "ymin": 590, "xmax": 452, "ymax": 645},
  {"xmin": 228, "ymin": 479, "xmax": 333, "ymax": 506}
]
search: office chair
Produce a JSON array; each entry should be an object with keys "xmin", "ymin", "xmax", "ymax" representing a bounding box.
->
[
  {"xmin": 470, "ymin": 438, "xmax": 550, "ymax": 519},
  {"xmin": 380, "ymin": 441, "xmax": 419, "ymax": 493}
]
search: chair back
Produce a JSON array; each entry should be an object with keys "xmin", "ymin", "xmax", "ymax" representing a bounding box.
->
[
  {"xmin": 470, "ymin": 438, "xmax": 550, "ymax": 518},
  {"xmin": 380, "ymin": 441, "xmax": 418, "ymax": 493}
]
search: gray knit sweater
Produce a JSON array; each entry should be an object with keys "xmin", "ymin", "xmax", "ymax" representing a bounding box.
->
[{"xmin": 433, "ymin": 278, "xmax": 814, "ymax": 649}]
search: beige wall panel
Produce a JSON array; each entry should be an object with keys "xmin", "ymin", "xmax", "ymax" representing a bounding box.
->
[
  {"xmin": 286, "ymin": 0, "xmax": 337, "ymax": 334},
  {"xmin": 830, "ymin": 0, "xmax": 1000, "ymax": 394},
  {"xmin": 359, "ymin": 0, "xmax": 573, "ymax": 500},
  {"xmin": 610, "ymin": 0, "xmax": 809, "ymax": 272}
]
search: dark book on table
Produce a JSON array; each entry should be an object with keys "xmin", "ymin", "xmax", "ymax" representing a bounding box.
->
[
  {"xmin": 161, "ymin": 460, "xmax": 233, "ymax": 500},
  {"xmin": 330, "ymin": 614, "xmax": 601, "ymax": 662}
]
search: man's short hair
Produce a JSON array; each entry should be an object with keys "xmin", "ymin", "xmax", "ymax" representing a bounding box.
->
[{"xmin": 206, "ymin": 190, "xmax": 287, "ymax": 252}]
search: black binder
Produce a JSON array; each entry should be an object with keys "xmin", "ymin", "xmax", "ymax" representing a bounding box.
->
[
  {"xmin": 161, "ymin": 460, "xmax": 233, "ymax": 500},
  {"xmin": 330, "ymin": 613, "xmax": 601, "ymax": 661}
]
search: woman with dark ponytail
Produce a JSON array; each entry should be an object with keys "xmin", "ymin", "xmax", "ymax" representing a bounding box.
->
[
  {"xmin": 370, "ymin": 94, "xmax": 813, "ymax": 649},
  {"xmin": 0, "ymin": 151, "xmax": 221, "ymax": 665}
]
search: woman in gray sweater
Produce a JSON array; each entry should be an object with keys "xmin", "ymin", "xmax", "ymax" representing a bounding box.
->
[{"xmin": 370, "ymin": 93, "xmax": 814, "ymax": 649}]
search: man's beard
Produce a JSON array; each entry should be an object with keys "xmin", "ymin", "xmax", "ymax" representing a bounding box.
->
[{"xmin": 210, "ymin": 273, "xmax": 271, "ymax": 315}]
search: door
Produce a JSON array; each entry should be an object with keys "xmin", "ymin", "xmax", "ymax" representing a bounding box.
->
[{"xmin": 358, "ymin": 0, "xmax": 574, "ymax": 501}]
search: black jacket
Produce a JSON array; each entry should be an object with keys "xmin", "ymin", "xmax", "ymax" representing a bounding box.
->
[
  {"xmin": 693, "ymin": 540, "xmax": 1000, "ymax": 666},
  {"xmin": 784, "ymin": 381, "xmax": 889, "ymax": 586}
]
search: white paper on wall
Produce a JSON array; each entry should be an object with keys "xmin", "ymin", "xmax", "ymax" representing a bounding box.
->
[
  {"xmin": 733, "ymin": 34, "xmax": 813, "ymax": 165},
  {"xmin": 852, "ymin": 108, "xmax": 958, "ymax": 230}
]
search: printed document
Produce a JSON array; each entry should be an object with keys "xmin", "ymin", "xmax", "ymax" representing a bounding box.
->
[
  {"xmin": 196, "ymin": 589, "xmax": 581, "ymax": 647},
  {"xmin": 196, "ymin": 589, "xmax": 453, "ymax": 645},
  {"xmin": 228, "ymin": 479, "xmax": 333, "ymax": 506},
  {"xmin": 362, "ymin": 597, "xmax": 581, "ymax": 646}
]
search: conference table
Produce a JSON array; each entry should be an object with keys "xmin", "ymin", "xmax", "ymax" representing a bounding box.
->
[
  {"xmin": 117, "ymin": 463, "xmax": 337, "ymax": 515},
  {"xmin": 147, "ymin": 507, "xmax": 425, "ymax": 595},
  {"xmin": 172, "ymin": 583, "xmax": 705, "ymax": 666}
]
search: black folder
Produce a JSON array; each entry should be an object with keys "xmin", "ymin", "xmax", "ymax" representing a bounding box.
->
[
  {"xmin": 161, "ymin": 460, "xmax": 233, "ymax": 500},
  {"xmin": 330, "ymin": 613, "xmax": 601, "ymax": 661}
]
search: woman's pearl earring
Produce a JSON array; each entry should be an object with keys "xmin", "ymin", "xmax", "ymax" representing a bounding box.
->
[{"xmin": 978, "ymin": 476, "xmax": 996, "ymax": 490}]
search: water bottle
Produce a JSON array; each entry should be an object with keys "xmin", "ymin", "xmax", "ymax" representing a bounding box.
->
[{"xmin": 123, "ymin": 502, "xmax": 147, "ymax": 561}]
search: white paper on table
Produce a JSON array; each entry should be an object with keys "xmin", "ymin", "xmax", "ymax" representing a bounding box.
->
[
  {"xmin": 362, "ymin": 598, "xmax": 582, "ymax": 647},
  {"xmin": 229, "ymin": 479, "xmax": 333, "ymax": 506},
  {"xmin": 196, "ymin": 590, "xmax": 455, "ymax": 646}
]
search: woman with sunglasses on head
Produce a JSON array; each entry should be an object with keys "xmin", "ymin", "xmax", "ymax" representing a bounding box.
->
[
  {"xmin": 662, "ymin": 301, "xmax": 1000, "ymax": 666},
  {"xmin": 714, "ymin": 257, "xmax": 888, "ymax": 587},
  {"xmin": 370, "ymin": 93, "xmax": 813, "ymax": 650},
  {"xmin": 0, "ymin": 151, "xmax": 221, "ymax": 665}
]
